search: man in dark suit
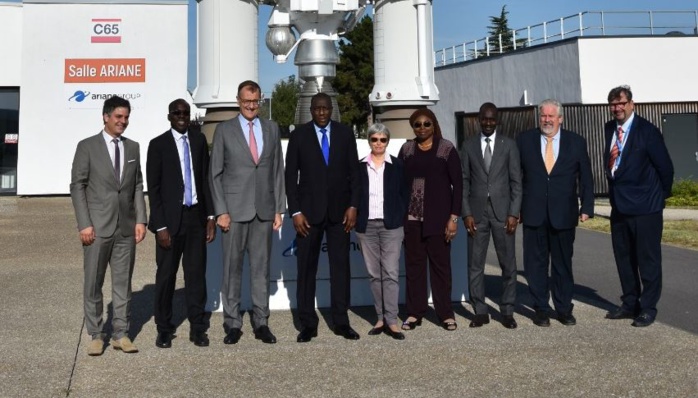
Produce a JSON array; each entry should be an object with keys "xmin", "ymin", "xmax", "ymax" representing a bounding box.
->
[
  {"xmin": 70, "ymin": 96, "xmax": 147, "ymax": 356},
  {"xmin": 285, "ymin": 92, "xmax": 361, "ymax": 342},
  {"xmin": 146, "ymin": 99, "xmax": 216, "ymax": 348},
  {"xmin": 517, "ymin": 99, "xmax": 594, "ymax": 327},
  {"xmin": 210, "ymin": 81, "xmax": 285, "ymax": 345},
  {"xmin": 462, "ymin": 102, "xmax": 522, "ymax": 329},
  {"xmin": 603, "ymin": 85, "xmax": 674, "ymax": 327}
]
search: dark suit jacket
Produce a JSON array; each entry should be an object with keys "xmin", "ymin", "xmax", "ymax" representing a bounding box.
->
[
  {"xmin": 462, "ymin": 133, "xmax": 522, "ymax": 222},
  {"xmin": 603, "ymin": 115, "xmax": 674, "ymax": 215},
  {"xmin": 285, "ymin": 120, "xmax": 360, "ymax": 224},
  {"xmin": 355, "ymin": 155, "xmax": 408, "ymax": 233},
  {"xmin": 517, "ymin": 128, "xmax": 594, "ymax": 229},
  {"xmin": 70, "ymin": 133, "xmax": 147, "ymax": 237},
  {"xmin": 146, "ymin": 129, "xmax": 213, "ymax": 235}
]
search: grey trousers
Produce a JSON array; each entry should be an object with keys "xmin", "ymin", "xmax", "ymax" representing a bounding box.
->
[
  {"xmin": 83, "ymin": 232, "xmax": 136, "ymax": 340},
  {"xmin": 356, "ymin": 221, "xmax": 404, "ymax": 326},
  {"xmin": 467, "ymin": 200, "xmax": 517, "ymax": 316},
  {"xmin": 221, "ymin": 216, "xmax": 272, "ymax": 331}
]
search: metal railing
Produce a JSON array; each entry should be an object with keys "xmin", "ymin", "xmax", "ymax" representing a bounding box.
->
[{"xmin": 434, "ymin": 10, "xmax": 698, "ymax": 67}]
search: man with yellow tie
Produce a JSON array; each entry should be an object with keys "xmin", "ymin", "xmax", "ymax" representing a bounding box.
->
[{"xmin": 516, "ymin": 99, "xmax": 594, "ymax": 327}]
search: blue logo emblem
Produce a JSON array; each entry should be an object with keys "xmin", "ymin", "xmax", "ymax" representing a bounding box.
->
[
  {"xmin": 68, "ymin": 90, "xmax": 91, "ymax": 102},
  {"xmin": 282, "ymin": 239, "xmax": 298, "ymax": 257}
]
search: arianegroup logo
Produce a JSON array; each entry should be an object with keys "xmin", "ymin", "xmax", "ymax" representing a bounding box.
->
[
  {"xmin": 91, "ymin": 18, "xmax": 121, "ymax": 43},
  {"xmin": 281, "ymin": 239, "xmax": 362, "ymax": 257},
  {"xmin": 282, "ymin": 239, "xmax": 298, "ymax": 257},
  {"xmin": 65, "ymin": 86, "xmax": 143, "ymax": 109},
  {"xmin": 68, "ymin": 90, "xmax": 91, "ymax": 102}
]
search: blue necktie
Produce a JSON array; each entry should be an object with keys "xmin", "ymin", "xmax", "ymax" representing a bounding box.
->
[
  {"xmin": 320, "ymin": 128, "xmax": 329, "ymax": 165},
  {"xmin": 182, "ymin": 135, "xmax": 193, "ymax": 206}
]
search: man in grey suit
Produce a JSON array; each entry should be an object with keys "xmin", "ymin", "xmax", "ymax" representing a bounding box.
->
[
  {"xmin": 209, "ymin": 80, "xmax": 285, "ymax": 345},
  {"xmin": 70, "ymin": 95, "xmax": 147, "ymax": 356},
  {"xmin": 461, "ymin": 102, "xmax": 522, "ymax": 329}
]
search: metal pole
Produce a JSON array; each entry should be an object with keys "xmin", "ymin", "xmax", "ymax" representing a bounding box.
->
[
  {"xmin": 561, "ymin": 17, "xmax": 564, "ymax": 39},
  {"xmin": 543, "ymin": 21, "xmax": 547, "ymax": 43}
]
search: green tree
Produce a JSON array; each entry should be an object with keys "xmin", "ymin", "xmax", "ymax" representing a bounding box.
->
[
  {"xmin": 260, "ymin": 75, "xmax": 300, "ymax": 127},
  {"xmin": 483, "ymin": 5, "xmax": 525, "ymax": 55},
  {"xmin": 334, "ymin": 16, "xmax": 374, "ymax": 136}
]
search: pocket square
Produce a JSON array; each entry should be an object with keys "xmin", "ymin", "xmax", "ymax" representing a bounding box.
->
[{"xmin": 127, "ymin": 159, "xmax": 136, "ymax": 163}]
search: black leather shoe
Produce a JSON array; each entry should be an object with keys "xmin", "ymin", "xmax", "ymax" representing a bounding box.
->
[
  {"xmin": 334, "ymin": 325, "xmax": 360, "ymax": 340},
  {"xmin": 254, "ymin": 326, "xmax": 277, "ymax": 344},
  {"xmin": 606, "ymin": 307, "xmax": 634, "ymax": 320},
  {"xmin": 558, "ymin": 312, "xmax": 577, "ymax": 326},
  {"xmin": 297, "ymin": 327, "xmax": 318, "ymax": 343},
  {"xmin": 223, "ymin": 328, "xmax": 243, "ymax": 345},
  {"xmin": 155, "ymin": 331, "xmax": 172, "ymax": 348},
  {"xmin": 189, "ymin": 331, "xmax": 210, "ymax": 347},
  {"xmin": 383, "ymin": 326, "xmax": 405, "ymax": 340},
  {"xmin": 501, "ymin": 315, "xmax": 518, "ymax": 329},
  {"xmin": 533, "ymin": 310, "xmax": 551, "ymax": 327},
  {"xmin": 368, "ymin": 326, "xmax": 384, "ymax": 336},
  {"xmin": 469, "ymin": 314, "xmax": 490, "ymax": 328},
  {"xmin": 632, "ymin": 313, "xmax": 655, "ymax": 327}
]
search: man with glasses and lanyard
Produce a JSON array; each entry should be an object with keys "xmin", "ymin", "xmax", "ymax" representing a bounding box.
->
[{"xmin": 603, "ymin": 85, "xmax": 674, "ymax": 327}]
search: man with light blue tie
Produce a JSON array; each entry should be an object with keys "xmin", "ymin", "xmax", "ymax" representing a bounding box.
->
[
  {"xmin": 146, "ymin": 99, "xmax": 216, "ymax": 349},
  {"xmin": 209, "ymin": 81, "xmax": 285, "ymax": 345},
  {"xmin": 285, "ymin": 93, "xmax": 361, "ymax": 343}
]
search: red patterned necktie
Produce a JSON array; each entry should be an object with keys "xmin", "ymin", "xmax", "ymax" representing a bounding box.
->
[{"xmin": 608, "ymin": 126, "xmax": 624, "ymax": 170}]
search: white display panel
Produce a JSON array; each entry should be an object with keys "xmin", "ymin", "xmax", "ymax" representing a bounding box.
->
[{"xmin": 17, "ymin": 2, "xmax": 188, "ymax": 195}]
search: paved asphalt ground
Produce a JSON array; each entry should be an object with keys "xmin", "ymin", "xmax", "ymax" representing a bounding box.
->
[{"xmin": 0, "ymin": 197, "xmax": 696, "ymax": 397}]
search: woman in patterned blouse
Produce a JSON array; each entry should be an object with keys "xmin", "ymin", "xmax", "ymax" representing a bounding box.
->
[{"xmin": 398, "ymin": 108, "xmax": 463, "ymax": 331}]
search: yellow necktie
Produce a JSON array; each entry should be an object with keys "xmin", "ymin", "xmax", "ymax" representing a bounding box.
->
[{"xmin": 545, "ymin": 136, "xmax": 555, "ymax": 174}]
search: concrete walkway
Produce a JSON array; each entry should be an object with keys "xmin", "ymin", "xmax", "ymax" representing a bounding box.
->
[
  {"xmin": 0, "ymin": 197, "xmax": 696, "ymax": 397},
  {"xmin": 595, "ymin": 204, "xmax": 698, "ymax": 220}
]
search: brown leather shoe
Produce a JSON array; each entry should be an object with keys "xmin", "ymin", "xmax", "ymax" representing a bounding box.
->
[
  {"xmin": 111, "ymin": 336, "xmax": 139, "ymax": 353},
  {"xmin": 87, "ymin": 338, "xmax": 104, "ymax": 356}
]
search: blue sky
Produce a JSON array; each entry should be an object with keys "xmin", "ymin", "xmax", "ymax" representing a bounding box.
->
[{"xmin": 222, "ymin": 0, "xmax": 696, "ymax": 94}]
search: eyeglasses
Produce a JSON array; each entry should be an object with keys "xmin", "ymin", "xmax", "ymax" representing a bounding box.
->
[
  {"xmin": 413, "ymin": 121, "xmax": 432, "ymax": 129},
  {"xmin": 170, "ymin": 110, "xmax": 190, "ymax": 117},
  {"xmin": 239, "ymin": 99, "xmax": 262, "ymax": 107},
  {"xmin": 370, "ymin": 137, "xmax": 388, "ymax": 143},
  {"xmin": 311, "ymin": 106, "xmax": 332, "ymax": 113},
  {"xmin": 609, "ymin": 101, "xmax": 629, "ymax": 109}
]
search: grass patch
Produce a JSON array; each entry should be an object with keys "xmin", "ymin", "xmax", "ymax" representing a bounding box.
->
[
  {"xmin": 667, "ymin": 179, "xmax": 698, "ymax": 207},
  {"xmin": 580, "ymin": 217, "xmax": 698, "ymax": 250}
]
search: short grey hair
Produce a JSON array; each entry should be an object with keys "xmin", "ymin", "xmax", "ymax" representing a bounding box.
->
[
  {"xmin": 538, "ymin": 99, "xmax": 563, "ymax": 118},
  {"xmin": 366, "ymin": 123, "xmax": 391, "ymax": 139}
]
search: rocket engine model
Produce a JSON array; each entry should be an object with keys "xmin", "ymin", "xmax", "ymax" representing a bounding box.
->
[{"xmin": 193, "ymin": 0, "xmax": 438, "ymax": 137}]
